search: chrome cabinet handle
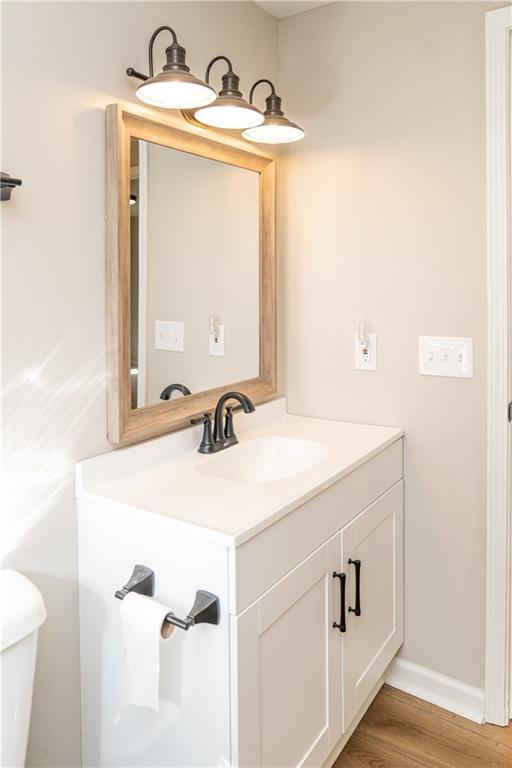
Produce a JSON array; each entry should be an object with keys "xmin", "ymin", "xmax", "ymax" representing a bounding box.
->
[
  {"xmin": 348, "ymin": 558, "xmax": 362, "ymax": 617},
  {"xmin": 332, "ymin": 571, "xmax": 346, "ymax": 632}
]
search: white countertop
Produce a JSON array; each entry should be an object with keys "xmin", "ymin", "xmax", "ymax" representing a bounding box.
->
[{"xmin": 76, "ymin": 399, "xmax": 403, "ymax": 546}]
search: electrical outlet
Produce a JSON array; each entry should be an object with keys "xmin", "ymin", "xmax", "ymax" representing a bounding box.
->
[
  {"xmin": 354, "ymin": 333, "xmax": 377, "ymax": 371},
  {"xmin": 209, "ymin": 324, "xmax": 225, "ymax": 356}
]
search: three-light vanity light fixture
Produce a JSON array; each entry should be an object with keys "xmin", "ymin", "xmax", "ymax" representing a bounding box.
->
[{"xmin": 126, "ymin": 25, "xmax": 304, "ymax": 144}]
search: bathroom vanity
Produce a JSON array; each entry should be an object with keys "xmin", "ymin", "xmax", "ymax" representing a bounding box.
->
[
  {"xmin": 86, "ymin": 102, "xmax": 404, "ymax": 767},
  {"xmin": 77, "ymin": 399, "xmax": 403, "ymax": 767}
]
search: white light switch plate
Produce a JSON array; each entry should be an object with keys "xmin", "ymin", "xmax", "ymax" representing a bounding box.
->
[
  {"xmin": 419, "ymin": 336, "xmax": 473, "ymax": 378},
  {"xmin": 155, "ymin": 320, "xmax": 184, "ymax": 352},
  {"xmin": 354, "ymin": 333, "xmax": 377, "ymax": 371}
]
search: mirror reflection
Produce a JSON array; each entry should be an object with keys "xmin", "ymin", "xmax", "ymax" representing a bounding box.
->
[{"xmin": 129, "ymin": 138, "xmax": 260, "ymax": 409}]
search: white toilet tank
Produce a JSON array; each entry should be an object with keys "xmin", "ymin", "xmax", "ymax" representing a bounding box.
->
[{"xmin": 0, "ymin": 570, "xmax": 46, "ymax": 768}]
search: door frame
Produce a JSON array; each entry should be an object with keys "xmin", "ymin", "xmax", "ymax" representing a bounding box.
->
[{"xmin": 485, "ymin": 4, "xmax": 512, "ymax": 726}]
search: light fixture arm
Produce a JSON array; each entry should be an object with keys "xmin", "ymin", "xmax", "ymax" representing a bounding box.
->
[
  {"xmin": 205, "ymin": 55, "xmax": 234, "ymax": 84},
  {"xmin": 126, "ymin": 68, "xmax": 148, "ymax": 82},
  {"xmin": 204, "ymin": 55, "xmax": 245, "ymax": 100},
  {"xmin": 249, "ymin": 78, "xmax": 276, "ymax": 104},
  {"xmin": 126, "ymin": 25, "xmax": 180, "ymax": 82},
  {"xmin": 249, "ymin": 79, "xmax": 284, "ymax": 117},
  {"xmin": 148, "ymin": 26, "xmax": 178, "ymax": 77}
]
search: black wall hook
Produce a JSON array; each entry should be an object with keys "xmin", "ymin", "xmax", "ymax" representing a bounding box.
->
[
  {"xmin": 115, "ymin": 564, "xmax": 220, "ymax": 631},
  {"xmin": 1, "ymin": 172, "xmax": 22, "ymax": 201}
]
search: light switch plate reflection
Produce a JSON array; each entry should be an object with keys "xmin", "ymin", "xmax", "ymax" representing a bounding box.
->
[{"xmin": 155, "ymin": 320, "xmax": 184, "ymax": 352}]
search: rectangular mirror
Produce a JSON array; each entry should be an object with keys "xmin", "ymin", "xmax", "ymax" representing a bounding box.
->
[
  {"xmin": 107, "ymin": 104, "xmax": 276, "ymax": 444},
  {"xmin": 129, "ymin": 138, "xmax": 260, "ymax": 409}
]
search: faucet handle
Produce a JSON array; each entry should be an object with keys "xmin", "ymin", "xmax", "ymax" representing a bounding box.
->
[
  {"xmin": 224, "ymin": 406, "xmax": 235, "ymax": 440},
  {"xmin": 191, "ymin": 412, "xmax": 212, "ymax": 425},
  {"xmin": 191, "ymin": 413, "xmax": 215, "ymax": 454}
]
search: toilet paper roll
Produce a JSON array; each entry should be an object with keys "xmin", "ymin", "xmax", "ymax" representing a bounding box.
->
[{"xmin": 116, "ymin": 592, "xmax": 174, "ymax": 722}]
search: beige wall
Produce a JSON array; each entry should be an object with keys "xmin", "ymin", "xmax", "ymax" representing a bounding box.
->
[
  {"xmin": 2, "ymin": 4, "xmax": 500, "ymax": 765},
  {"xmin": 278, "ymin": 1, "xmax": 499, "ymax": 689},
  {"xmin": 144, "ymin": 143, "xmax": 260, "ymax": 404},
  {"xmin": 1, "ymin": 3, "xmax": 277, "ymax": 765}
]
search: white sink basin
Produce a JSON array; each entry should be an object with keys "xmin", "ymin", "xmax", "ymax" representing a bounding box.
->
[{"xmin": 196, "ymin": 435, "xmax": 328, "ymax": 483}]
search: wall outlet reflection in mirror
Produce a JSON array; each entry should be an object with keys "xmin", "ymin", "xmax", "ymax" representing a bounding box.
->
[{"xmin": 209, "ymin": 314, "xmax": 225, "ymax": 357}]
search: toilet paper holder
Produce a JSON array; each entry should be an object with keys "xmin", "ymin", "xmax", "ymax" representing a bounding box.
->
[{"xmin": 115, "ymin": 564, "xmax": 220, "ymax": 630}]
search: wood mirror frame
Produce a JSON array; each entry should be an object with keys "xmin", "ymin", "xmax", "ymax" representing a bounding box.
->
[{"xmin": 106, "ymin": 103, "xmax": 277, "ymax": 445}]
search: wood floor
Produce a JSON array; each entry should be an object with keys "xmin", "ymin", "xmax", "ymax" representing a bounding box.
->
[{"xmin": 333, "ymin": 685, "xmax": 512, "ymax": 768}]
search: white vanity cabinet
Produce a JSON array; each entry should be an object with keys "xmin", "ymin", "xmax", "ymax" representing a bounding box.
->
[
  {"xmin": 230, "ymin": 481, "xmax": 403, "ymax": 768},
  {"xmin": 77, "ymin": 407, "xmax": 403, "ymax": 768}
]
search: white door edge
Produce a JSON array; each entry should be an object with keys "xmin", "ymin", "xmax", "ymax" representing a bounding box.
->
[{"xmin": 485, "ymin": 4, "xmax": 512, "ymax": 726}]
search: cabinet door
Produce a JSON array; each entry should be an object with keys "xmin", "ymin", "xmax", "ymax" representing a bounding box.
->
[
  {"xmin": 230, "ymin": 536, "xmax": 342, "ymax": 768},
  {"xmin": 342, "ymin": 481, "xmax": 404, "ymax": 729}
]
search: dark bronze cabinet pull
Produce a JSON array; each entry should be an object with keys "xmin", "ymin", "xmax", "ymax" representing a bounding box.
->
[
  {"xmin": 332, "ymin": 571, "xmax": 346, "ymax": 632},
  {"xmin": 348, "ymin": 558, "xmax": 362, "ymax": 617}
]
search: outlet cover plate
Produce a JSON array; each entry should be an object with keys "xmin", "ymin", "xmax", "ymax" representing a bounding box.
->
[
  {"xmin": 354, "ymin": 333, "xmax": 377, "ymax": 371},
  {"xmin": 209, "ymin": 324, "xmax": 225, "ymax": 357}
]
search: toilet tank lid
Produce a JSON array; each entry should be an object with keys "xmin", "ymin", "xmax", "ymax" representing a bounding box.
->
[{"xmin": 0, "ymin": 570, "xmax": 47, "ymax": 652}]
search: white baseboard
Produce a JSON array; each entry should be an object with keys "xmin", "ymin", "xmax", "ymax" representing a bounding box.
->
[{"xmin": 385, "ymin": 658, "xmax": 485, "ymax": 724}]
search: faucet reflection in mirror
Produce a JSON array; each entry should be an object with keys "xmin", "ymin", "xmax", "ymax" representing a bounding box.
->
[
  {"xmin": 126, "ymin": 25, "xmax": 304, "ymax": 144},
  {"xmin": 160, "ymin": 383, "xmax": 191, "ymax": 400}
]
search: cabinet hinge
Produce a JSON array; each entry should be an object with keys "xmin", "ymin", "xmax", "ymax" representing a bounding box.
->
[{"xmin": 508, "ymin": 402, "xmax": 512, "ymax": 422}]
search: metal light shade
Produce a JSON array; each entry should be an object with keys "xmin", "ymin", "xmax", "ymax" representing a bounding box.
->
[
  {"xmin": 242, "ymin": 79, "xmax": 304, "ymax": 144},
  {"xmin": 194, "ymin": 57, "xmax": 264, "ymax": 130},
  {"xmin": 136, "ymin": 70, "xmax": 216, "ymax": 109},
  {"xmin": 129, "ymin": 26, "xmax": 216, "ymax": 110},
  {"xmin": 243, "ymin": 115, "xmax": 304, "ymax": 144},
  {"xmin": 195, "ymin": 96, "xmax": 263, "ymax": 129}
]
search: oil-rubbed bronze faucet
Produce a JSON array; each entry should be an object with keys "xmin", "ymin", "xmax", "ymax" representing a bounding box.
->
[{"xmin": 191, "ymin": 391, "xmax": 255, "ymax": 454}]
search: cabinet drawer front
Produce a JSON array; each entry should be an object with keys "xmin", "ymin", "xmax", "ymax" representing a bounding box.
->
[
  {"xmin": 232, "ymin": 439, "xmax": 403, "ymax": 614},
  {"xmin": 230, "ymin": 538, "xmax": 342, "ymax": 768}
]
